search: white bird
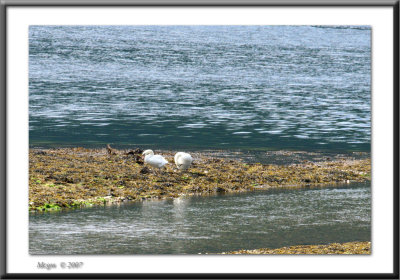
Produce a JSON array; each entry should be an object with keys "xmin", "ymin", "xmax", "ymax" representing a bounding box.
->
[
  {"xmin": 142, "ymin": 150, "xmax": 168, "ymax": 171},
  {"xmin": 174, "ymin": 152, "xmax": 193, "ymax": 171}
]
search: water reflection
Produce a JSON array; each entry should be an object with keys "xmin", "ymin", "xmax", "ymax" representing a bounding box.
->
[{"xmin": 29, "ymin": 182, "xmax": 371, "ymax": 255}]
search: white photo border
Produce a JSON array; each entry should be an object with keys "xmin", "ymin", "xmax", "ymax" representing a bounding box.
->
[{"xmin": 3, "ymin": 3, "xmax": 398, "ymax": 277}]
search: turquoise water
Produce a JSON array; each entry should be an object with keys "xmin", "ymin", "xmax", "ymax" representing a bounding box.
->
[
  {"xmin": 29, "ymin": 25, "xmax": 371, "ymax": 151},
  {"xmin": 29, "ymin": 182, "xmax": 370, "ymax": 255}
]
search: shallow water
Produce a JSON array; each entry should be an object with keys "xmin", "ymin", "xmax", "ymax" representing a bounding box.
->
[
  {"xmin": 29, "ymin": 25, "xmax": 371, "ymax": 151},
  {"xmin": 29, "ymin": 182, "xmax": 370, "ymax": 255}
]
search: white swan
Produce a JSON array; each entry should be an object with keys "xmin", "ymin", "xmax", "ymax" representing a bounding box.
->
[
  {"xmin": 142, "ymin": 150, "xmax": 168, "ymax": 170},
  {"xmin": 174, "ymin": 152, "xmax": 193, "ymax": 171}
]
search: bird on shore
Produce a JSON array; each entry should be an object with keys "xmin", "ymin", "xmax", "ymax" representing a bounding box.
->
[
  {"xmin": 106, "ymin": 144, "xmax": 117, "ymax": 155},
  {"xmin": 142, "ymin": 149, "xmax": 168, "ymax": 172},
  {"xmin": 126, "ymin": 148, "xmax": 144, "ymax": 165},
  {"xmin": 174, "ymin": 152, "xmax": 193, "ymax": 171}
]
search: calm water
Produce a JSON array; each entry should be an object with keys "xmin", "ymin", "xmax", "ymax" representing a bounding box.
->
[
  {"xmin": 29, "ymin": 25, "xmax": 371, "ymax": 151},
  {"xmin": 29, "ymin": 182, "xmax": 370, "ymax": 255}
]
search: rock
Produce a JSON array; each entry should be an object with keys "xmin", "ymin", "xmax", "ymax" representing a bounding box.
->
[{"xmin": 140, "ymin": 166, "xmax": 151, "ymax": 174}]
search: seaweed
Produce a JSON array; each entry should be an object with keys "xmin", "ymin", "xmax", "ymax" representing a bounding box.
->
[
  {"xmin": 29, "ymin": 147, "xmax": 371, "ymax": 212},
  {"xmin": 220, "ymin": 241, "xmax": 371, "ymax": 255}
]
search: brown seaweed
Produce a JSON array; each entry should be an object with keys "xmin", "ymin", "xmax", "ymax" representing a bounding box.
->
[
  {"xmin": 29, "ymin": 147, "xmax": 371, "ymax": 212},
  {"xmin": 220, "ymin": 241, "xmax": 371, "ymax": 255}
]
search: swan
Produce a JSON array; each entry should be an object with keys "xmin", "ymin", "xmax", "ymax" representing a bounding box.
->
[
  {"xmin": 174, "ymin": 152, "xmax": 193, "ymax": 171},
  {"xmin": 142, "ymin": 149, "xmax": 168, "ymax": 171}
]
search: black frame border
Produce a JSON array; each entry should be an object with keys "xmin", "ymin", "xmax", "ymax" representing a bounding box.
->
[{"xmin": 1, "ymin": 1, "xmax": 399, "ymax": 279}]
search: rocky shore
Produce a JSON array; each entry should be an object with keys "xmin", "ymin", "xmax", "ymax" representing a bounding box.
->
[
  {"xmin": 29, "ymin": 147, "xmax": 371, "ymax": 211},
  {"xmin": 221, "ymin": 241, "xmax": 371, "ymax": 254}
]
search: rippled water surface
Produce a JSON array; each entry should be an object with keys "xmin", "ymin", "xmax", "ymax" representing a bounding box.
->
[
  {"xmin": 29, "ymin": 182, "xmax": 370, "ymax": 255},
  {"xmin": 29, "ymin": 26, "xmax": 371, "ymax": 151}
]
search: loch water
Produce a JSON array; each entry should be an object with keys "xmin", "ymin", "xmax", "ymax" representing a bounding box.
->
[
  {"xmin": 29, "ymin": 25, "xmax": 371, "ymax": 152},
  {"xmin": 29, "ymin": 182, "xmax": 370, "ymax": 255}
]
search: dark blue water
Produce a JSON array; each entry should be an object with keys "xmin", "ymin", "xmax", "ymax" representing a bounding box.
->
[{"xmin": 29, "ymin": 26, "xmax": 371, "ymax": 151}]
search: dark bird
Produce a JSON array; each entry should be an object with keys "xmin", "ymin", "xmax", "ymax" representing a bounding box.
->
[
  {"xmin": 125, "ymin": 148, "xmax": 144, "ymax": 164},
  {"xmin": 107, "ymin": 144, "xmax": 117, "ymax": 155}
]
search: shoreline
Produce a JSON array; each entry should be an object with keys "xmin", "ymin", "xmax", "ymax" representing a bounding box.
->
[
  {"xmin": 220, "ymin": 241, "xmax": 371, "ymax": 255},
  {"xmin": 29, "ymin": 147, "xmax": 371, "ymax": 212}
]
